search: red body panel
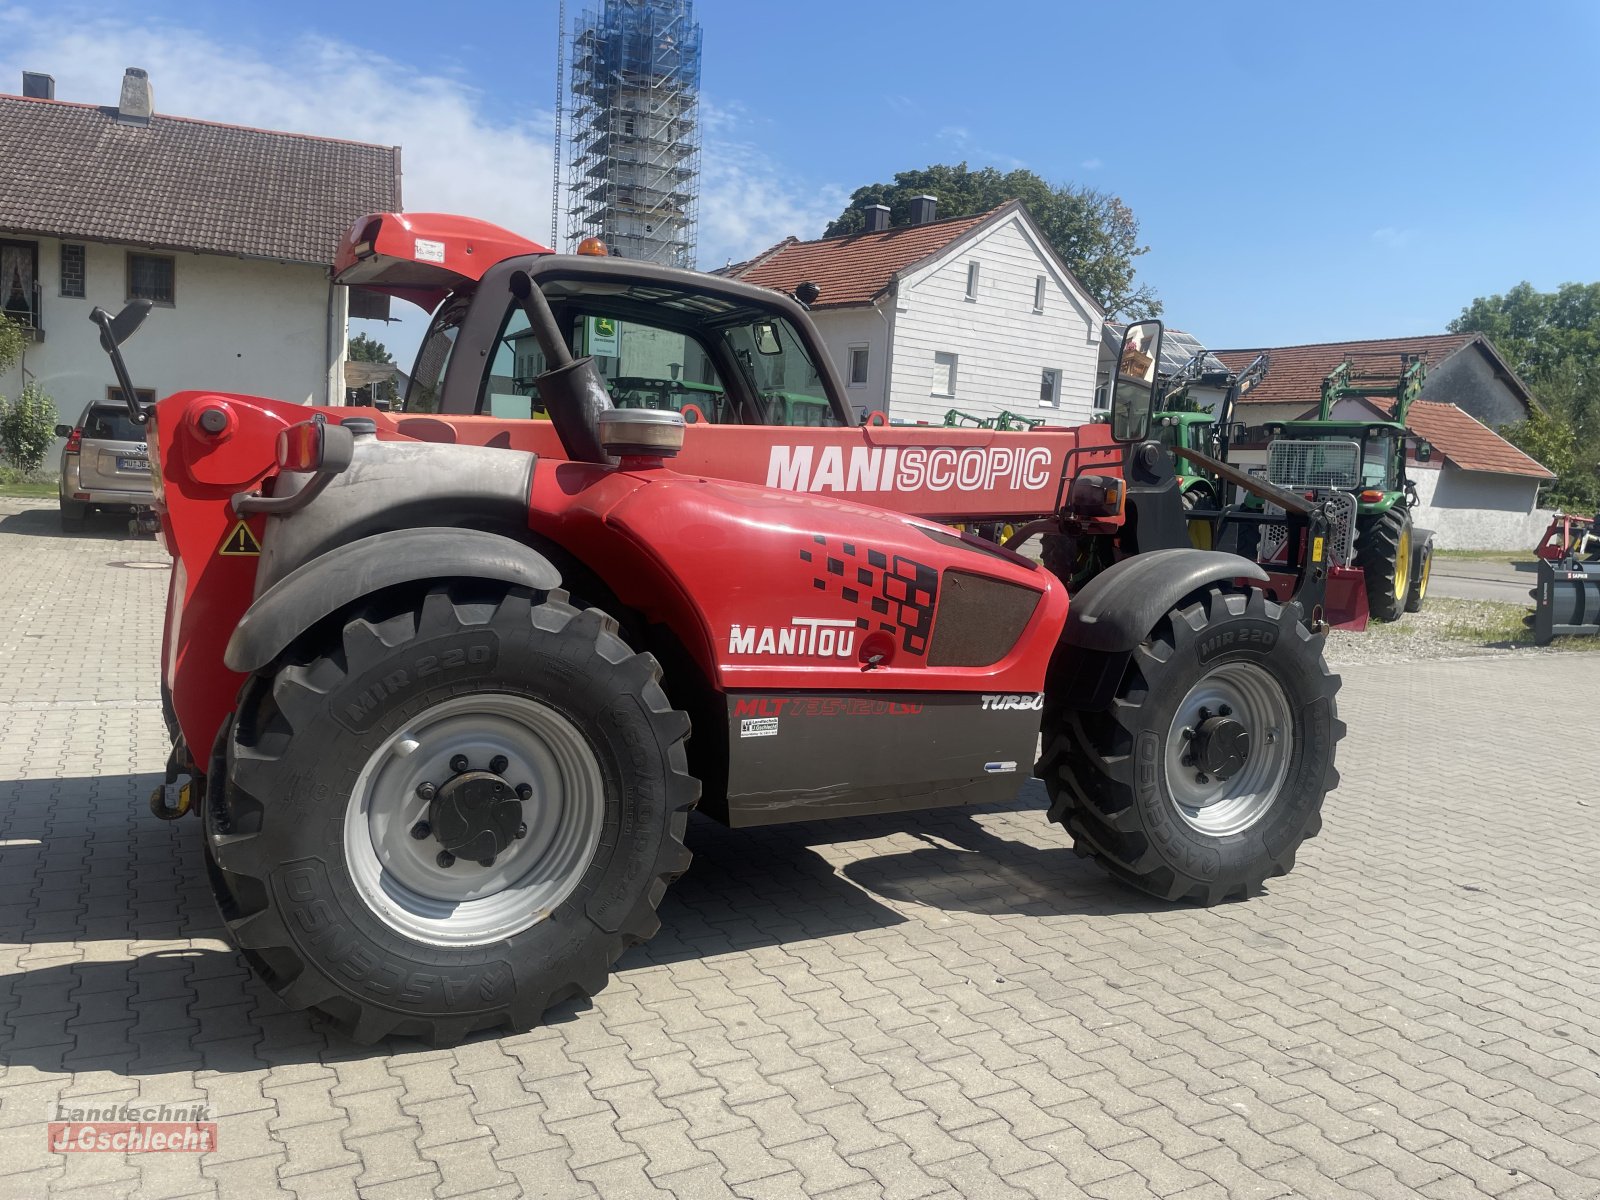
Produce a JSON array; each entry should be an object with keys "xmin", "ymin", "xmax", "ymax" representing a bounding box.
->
[
  {"xmin": 154, "ymin": 392, "xmax": 1069, "ymax": 762},
  {"xmin": 333, "ymin": 212, "xmax": 549, "ymax": 312}
]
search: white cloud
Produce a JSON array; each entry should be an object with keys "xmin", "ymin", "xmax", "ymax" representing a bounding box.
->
[
  {"xmin": 1372, "ymin": 226, "xmax": 1414, "ymax": 250},
  {"xmin": 0, "ymin": 6, "xmax": 847, "ymax": 358}
]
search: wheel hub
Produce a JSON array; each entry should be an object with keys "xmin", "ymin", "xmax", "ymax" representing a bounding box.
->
[
  {"xmin": 428, "ymin": 770, "xmax": 525, "ymax": 866},
  {"xmin": 1190, "ymin": 714, "xmax": 1250, "ymax": 788}
]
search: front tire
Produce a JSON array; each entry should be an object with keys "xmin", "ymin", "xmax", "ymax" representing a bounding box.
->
[
  {"xmin": 1405, "ymin": 537, "xmax": 1433, "ymax": 613},
  {"xmin": 205, "ymin": 584, "xmax": 698, "ymax": 1044},
  {"xmin": 1038, "ymin": 587, "xmax": 1341, "ymax": 904}
]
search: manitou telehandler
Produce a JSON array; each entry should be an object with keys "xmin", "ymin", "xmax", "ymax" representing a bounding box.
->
[{"xmin": 100, "ymin": 212, "xmax": 1344, "ymax": 1044}]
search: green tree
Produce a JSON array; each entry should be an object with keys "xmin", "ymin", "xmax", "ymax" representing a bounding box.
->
[
  {"xmin": 0, "ymin": 315, "xmax": 25, "ymax": 377},
  {"xmin": 0, "ymin": 382, "xmax": 58, "ymax": 472},
  {"xmin": 1452, "ymin": 283, "xmax": 1600, "ymax": 510},
  {"xmin": 348, "ymin": 332, "xmax": 394, "ymax": 363},
  {"xmin": 823, "ymin": 163, "xmax": 1159, "ymax": 318}
]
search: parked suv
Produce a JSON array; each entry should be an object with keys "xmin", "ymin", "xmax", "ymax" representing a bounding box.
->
[{"xmin": 56, "ymin": 401, "xmax": 153, "ymax": 530}]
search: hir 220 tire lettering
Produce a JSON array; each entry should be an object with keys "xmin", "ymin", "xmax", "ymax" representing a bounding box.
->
[
  {"xmin": 1038, "ymin": 586, "xmax": 1341, "ymax": 905},
  {"xmin": 202, "ymin": 584, "xmax": 698, "ymax": 1044}
]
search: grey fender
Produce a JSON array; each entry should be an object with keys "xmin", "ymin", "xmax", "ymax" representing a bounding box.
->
[
  {"xmin": 1048, "ymin": 548, "xmax": 1270, "ymax": 712},
  {"xmin": 224, "ymin": 527, "xmax": 562, "ymax": 674}
]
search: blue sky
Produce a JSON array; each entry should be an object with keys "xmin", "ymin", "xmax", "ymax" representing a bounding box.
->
[{"xmin": 5, "ymin": 0, "xmax": 1598, "ymax": 363}]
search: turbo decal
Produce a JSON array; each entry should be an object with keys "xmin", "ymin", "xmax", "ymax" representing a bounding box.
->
[
  {"xmin": 766, "ymin": 444, "xmax": 1053, "ymax": 495},
  {"xmin": 981, "ymin": 694, "xmax": 1044, "ymax": 711},
  {"xmin": 728, "ymin": 617, "xmax": 858, "ymax": 659}
]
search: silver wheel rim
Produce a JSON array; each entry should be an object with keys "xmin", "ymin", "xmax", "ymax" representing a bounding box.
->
[
  {"xmin": 344, "ymin": 694, "xmax": 605, "ymax": 946},
  {"xmin": 1164, "ymin": 662, "xmax": 1293, "ymax": 836}
]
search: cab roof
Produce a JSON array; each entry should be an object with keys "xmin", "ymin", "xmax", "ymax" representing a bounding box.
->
[{"xmin": 334, "ymin": 211, "xmax": 549, "ymax": 311}]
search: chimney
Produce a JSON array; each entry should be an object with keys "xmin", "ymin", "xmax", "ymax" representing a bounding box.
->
[
  {"xmin": 117, "ymin": 67, "xmax": 153, "ymax": 125},
  {"xmin": 908, "ymin": 195, "xmax": 938, "ymax": 225},
  {"xmin": 21, "ymin": 71, "xmax": 55, "ymax": 100},
  {"xmin": 862, "ymin": 204, "xmax": 890, "ymax": 233}
]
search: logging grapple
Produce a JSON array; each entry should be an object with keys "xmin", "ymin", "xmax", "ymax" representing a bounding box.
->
[{"xmin": 99, "ymin": 212, "xmax": 1345, "ymax": 1044}]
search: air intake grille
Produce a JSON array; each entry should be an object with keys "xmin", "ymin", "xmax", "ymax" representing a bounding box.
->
[{"xmin": 927, "ymin": 571, "xmax": 1041, "ymax": 667}]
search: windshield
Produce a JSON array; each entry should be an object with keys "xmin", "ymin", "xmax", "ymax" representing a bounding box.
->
[{"xmin": 1289, "ymin": 426, "xmax": 1400, "ymax": 490}]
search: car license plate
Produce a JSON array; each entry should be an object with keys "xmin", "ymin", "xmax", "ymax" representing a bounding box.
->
[{"xmin": 118, "ymin": 457, "xmax": 150, "ymax": 472}]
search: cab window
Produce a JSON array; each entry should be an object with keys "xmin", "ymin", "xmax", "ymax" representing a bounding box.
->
[{"xmin": 404, "ymin": 297, "xmax": 467, "ymax": 413}]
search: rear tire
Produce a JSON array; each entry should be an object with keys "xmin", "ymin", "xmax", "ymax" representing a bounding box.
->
[
  {"xmin": 1037, "ymin": 587, "xmax": 1341, "ymax": 904},
  {"xmin": 60, "ymin": 501, "xmax": 88, "ymax": 531},
  {"xmin": 1405, "ymin": 537, "xmax": 1432, "ymax": 613},
  {"xmin": 1181, "ymin": 486, "xmax": 1215, "ymax": 551},
  {"xmin": 204, "ymin": 583, "xmax": 698, "ymax": 1044},
  {"xmin": 1356, "ymin": 508, "xmax": 1412, "ymax": 622}
]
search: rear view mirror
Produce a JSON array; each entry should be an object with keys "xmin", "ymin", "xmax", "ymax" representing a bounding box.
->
[
  {"xmin": 753, "ymin": 322, "xmax": 782, "ymax": 356},
  {"xmin": 1417, "ymin": 440, "xmax": 1433, "ymax": 462},
  {"xmin": 95, "ymin": 299, "xmax": 153, "ymax": 352},
  {"xmin": 1110, "ymin": 319, "xmax": 1163, "ymax": 443},
  {"xmin": 54, "ymin": 423, "xmax": 72, "ymax": 438}
]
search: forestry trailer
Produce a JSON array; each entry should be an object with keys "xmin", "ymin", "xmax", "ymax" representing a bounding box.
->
[{"xmin": 106, "ymin": 212, "xmax": 1344, "ymax": 1044}]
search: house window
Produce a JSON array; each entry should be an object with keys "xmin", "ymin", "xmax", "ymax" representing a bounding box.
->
[
  {"xmin": 1093, "ymin": 381, "xmax": 1109, "ymax": 411},
  {"xmin": 104, "ymin": 385, "xmax": 157, "ymax": 411},
  {"xmin": 127, "ymin": 252, "xmax": 175, "ymax": 305},
  {"xmin": 965, "ymin": 261, "xmax": 980, "ymax": 300},
  {"xmin": 60, "ymin": 244, "xmax": 86, "ymax": 298},
  {"xmin": 847, "ymin": 345, "xmax": 869, "ymax": 387},
  {"xmin": 932, "ymin": 351, "xmax": 958, "ymax": 397},
  {"xmin": 0, "ymin": 239, "xmax": 39, "ymax": 329},
  {"xmin": 1040, "ymin": 368, "xmax": 1061, "ymax": 407},
  {"xmin": 1034, "ymin": 275, "xmax": 1047, "ymax": 312}
]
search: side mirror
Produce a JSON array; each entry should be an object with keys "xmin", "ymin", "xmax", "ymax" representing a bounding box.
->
[
  {"xmin": 1230, "ymin": 422, "xmax": 1249, "ymax": 442},
  {"xmin": 1417, "ymin": 440, "xmax": 1433, "ymax": 462},
  {"xmin": 1109, "ymin": 319, "xmax": 1163, "ymax": 443},
  {"xmin": 54, "ymin": 423, "xmax": 73, "ymax": 438},
  {"xmin": 94, "ymin": 299, "xmax": 153, "ymax": 353}
]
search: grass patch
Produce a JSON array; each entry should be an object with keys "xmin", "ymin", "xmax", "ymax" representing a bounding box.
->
[
  {"xmin": 1426, "ymin": 596, "xmax": 1600, "ymax": 652},
  {"xmin": 0, "ymin": 481, "xmax": 56, "ymax": 498},
  {"xmin": 1432, "ymin": 548, "xmax": 1532, "ymax": 562}
]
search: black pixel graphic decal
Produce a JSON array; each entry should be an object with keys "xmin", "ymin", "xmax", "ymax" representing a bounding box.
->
[{"xmin": 803, "ymin": 539, "xmax": 938, "ymax": 656}]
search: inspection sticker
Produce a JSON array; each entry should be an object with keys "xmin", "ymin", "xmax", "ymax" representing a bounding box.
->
[
  {"xmin": 414, "ymin": 238, "xmax": 446, "ymax": 263},
  {"xmin": 740, "ymin": 717, "xmax": 779, "ymax": 738}
]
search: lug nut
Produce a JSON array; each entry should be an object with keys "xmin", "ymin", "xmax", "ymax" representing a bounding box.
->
[
  {"xmin": 490, "ymin": 755, "xmax": 508, "ymax": 774},
  {"xmin": 410, "ymin": 821, "xmax": 431, "ymax": 840},
  {"xmin": 516, "ymin": 784, "xmax": 533, "ymax": 801},
  {"xmin": 450, "ymin": 754, "xmax": 469, "ymax": 773},
  {"xmin": 1195, "ymin": 773, "xmax": 1209, "ymax": 785},
  {"xmin": 515, "ymin": 823, "xmax": 528, "ymax": 839},
  {"xmin": 478, "ymin": 856, "xmax": 495, "ymax": 868},
  {"xmin": 1218, "ymin": 705, "xmax": 1232, "ymax": 717},
  {"xmin": 436, "ymin": 850, "xmax": 455, "ymax": 868},
  {"xmin": 416, "ymin": 781, "xmax": 436, "ymax": 801}
]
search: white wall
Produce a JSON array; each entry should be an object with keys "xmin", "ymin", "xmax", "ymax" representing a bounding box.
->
[
  {"xmin": 886, "ymin": 213, "xmax": 1101, "ymax": 427},
  {"xmin": 1410, "ymin": 464, "xmax": 1554, "ymax": 550},
  {"xmin": 0, "ymin": 234, "xmax": 342, "ymax": 429},
  {"xmin": 808, "ymin": 305, "xmax": 891, "ymax": 421}
]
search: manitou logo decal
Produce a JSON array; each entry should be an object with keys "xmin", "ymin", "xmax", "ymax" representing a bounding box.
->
[
  {"xmin": 728, "ymin": 617, "xmax": 858, "ymax": 659},
  {"xmin": 981, "ymin": 694, "xmax": 1044, "ymax": 711},
  {"xmin": 766, "ymin": 445, "xmax": 1054, "ymax": 495}
]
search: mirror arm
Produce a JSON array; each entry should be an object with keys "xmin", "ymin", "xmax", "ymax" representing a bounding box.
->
[{"xmin": 91, "ymin": 307, "xmax": 150, "ymax": 425}]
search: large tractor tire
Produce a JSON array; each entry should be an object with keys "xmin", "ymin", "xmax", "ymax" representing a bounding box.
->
[
  {"xmin": 1355, "ymin": 508, "xmax": 1413, "ymax": 622},
  {"xmin": 203, "ymin": 583, "xmax": 698, "ymax": 1044},
  {"xmin": 1405, "ymin": 536, "xmax": 1433, "ymax": 614},
  {"xmin": 1038, "ymin": 586, "xmax": 1341, "ymax": 905}
]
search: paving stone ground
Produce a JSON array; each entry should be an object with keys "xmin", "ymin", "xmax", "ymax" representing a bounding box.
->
[{"xmin": 1, "ymin": 496, "xmax": 1597, "ymax": 1200}]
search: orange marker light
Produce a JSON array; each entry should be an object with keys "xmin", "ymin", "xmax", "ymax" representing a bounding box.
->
[{"xmin": 576, "ymin": 237, "xmax": 609, "ymax": 257}]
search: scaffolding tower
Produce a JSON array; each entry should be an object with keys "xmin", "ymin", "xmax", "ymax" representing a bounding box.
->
[{"xmin": 566, "ymin": 0, "xmax": 702, "ymax": 268}]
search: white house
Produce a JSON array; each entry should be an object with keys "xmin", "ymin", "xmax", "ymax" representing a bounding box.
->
[
  {"xmin": 0, "ymin": 68, "xmax": 401, "ymax": 418},
  {"xmin": 726, "ymin": 199, "xmax": 1105, "ymax": 427}
]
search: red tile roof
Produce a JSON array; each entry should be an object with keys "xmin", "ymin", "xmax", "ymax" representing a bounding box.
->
[
  {"xmin": 1402, "ymin": 399, "xmax": 1553, "ymax": 479},
  {"xmin": 725, "ymin": 204, "xmax": 1008, "ymax": 309},
  {"xmin": 0, "ymin": 93, "xmax": 400, "ymax": 266},
  {"xmin": 1214, "ymin": 333, "xmax": 1480, "ymax": 410}
]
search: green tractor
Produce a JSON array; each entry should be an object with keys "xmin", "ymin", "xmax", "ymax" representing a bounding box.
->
[
  {"xmin": 1255, "ymin": 356, "xmax": 1436, "ymax": 622},
  {"xmin": 1152, "ymin": 350, "xmax": 1270, "ymax": 550}
]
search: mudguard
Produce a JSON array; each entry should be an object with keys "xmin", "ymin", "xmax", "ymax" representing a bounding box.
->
[
  {"xmin": 1048, "ymin": 548, "xmax": 1270, "ymax": 711},
  {"xmin": 224, "ymin": 527, "xmax": 561, "ymax": 673}
]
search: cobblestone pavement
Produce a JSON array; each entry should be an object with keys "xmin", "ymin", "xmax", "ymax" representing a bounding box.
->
[{"xmin": 2, "ymin": 497, "xmax": 1598, "ymax": 1200}]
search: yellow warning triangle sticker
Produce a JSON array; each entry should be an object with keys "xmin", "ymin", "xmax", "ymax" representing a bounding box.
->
[{"xmin": 219, "ymin": 520, "xmax": 262, "ymax": 557}]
